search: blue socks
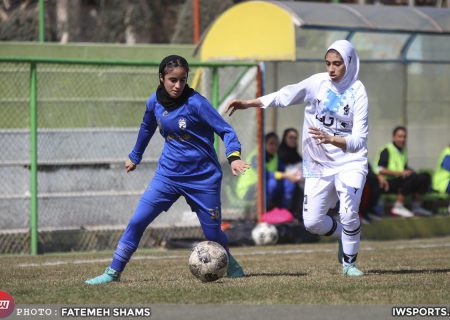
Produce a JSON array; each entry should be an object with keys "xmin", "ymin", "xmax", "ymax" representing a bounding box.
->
[{"xmin": 110, "ymin": 242, "xmax": 136, "ymax": 272}]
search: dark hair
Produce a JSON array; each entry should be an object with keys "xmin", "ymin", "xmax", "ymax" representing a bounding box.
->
[
  {"xmin": 392, "ymin": 126, "xmax": 407, "ymax": 136},
  {"xmin": 265, "ymin": 131, "xmax": 279, "ymax": 142},
  {"xmin": 159, "ymin": 55, "xmax": 190, "ymax": 80},
  {"xmin": 281, "ymin": 128, "xmax": 299, "ymax": 143}
]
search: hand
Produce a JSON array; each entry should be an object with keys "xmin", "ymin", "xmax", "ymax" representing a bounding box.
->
[
  {"xmin": 377, "ymin": 175, "xmax": 389, "ymax": 192},
  {"xmin": 308, "ymin": 127, "xmax": 332, "ymax": 145},
  {"xmin": 125, "ymin": 159, "xmax": 136, "ymax": 173},
  {"xmin": 284, "ymin": 170, "xmax": 302, "ymax": 183},
  {"xmin": 401, "ymin": 169, "xmax": 414, "ymax": 177},
  {"xmin": 225, "ymin": 99, "xmax": 249, "ymax": 116},
  {"xmin": 230, "ymin": 159, "xmax": 250, "ymax": 176}
]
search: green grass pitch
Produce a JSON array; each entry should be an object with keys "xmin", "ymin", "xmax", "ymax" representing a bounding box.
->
[{"xmin": 1, "ymin": 236, "xmax": 450, "ymax": 305}]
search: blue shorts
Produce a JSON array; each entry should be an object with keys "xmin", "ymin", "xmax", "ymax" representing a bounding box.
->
[{"xmin": 119, "ymin": 176, "xmax": 226, "ymax": 249}]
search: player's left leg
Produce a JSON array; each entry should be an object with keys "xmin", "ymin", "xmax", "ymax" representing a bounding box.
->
[
  {"xmin": 183, "ymin": 187, "xmax": 244, "ymax": 278},
  {"xmin": 85, "ymin": 179, "xmax": 179, "ymax": 285},
  {"xmin": 336, "ymin": 171, "xmax": 366, "ymax": 276}
]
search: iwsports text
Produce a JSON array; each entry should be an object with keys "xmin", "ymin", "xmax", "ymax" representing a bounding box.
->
[{"xmin": 392, "ymin": 307, "xmax": 450, "ymax": 317}]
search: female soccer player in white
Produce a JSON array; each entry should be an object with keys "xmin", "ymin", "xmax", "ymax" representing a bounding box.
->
[{"xmin": 226, "ymin": 40, "xmax": 368, "ymax": 276}]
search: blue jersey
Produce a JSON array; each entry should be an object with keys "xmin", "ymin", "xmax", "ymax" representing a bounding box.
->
[{"xmin": 128, "ymin": 91, "xmax": 241, "ymax": 190}]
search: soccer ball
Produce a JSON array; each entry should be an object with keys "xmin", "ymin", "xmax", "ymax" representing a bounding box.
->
[
  {"xmin": 251, "ymin": 222, "xmax": 278, "ymax": 246},
  {"xmin": 189, "ymin": 241, "xmax": 229, "ymax": 282}
]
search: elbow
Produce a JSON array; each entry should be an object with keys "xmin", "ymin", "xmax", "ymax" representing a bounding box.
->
[{"xmin": 141, "ymin": 122, "xmax": 151, "ymax": 131}]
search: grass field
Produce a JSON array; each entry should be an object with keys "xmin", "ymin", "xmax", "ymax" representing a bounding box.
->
[{"xmin": 2, "ymin": 236, "xmax": 450, "ymax": 306}]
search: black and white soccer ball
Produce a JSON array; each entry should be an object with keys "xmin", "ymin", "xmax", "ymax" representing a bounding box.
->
[
  {"xmin": 251, "ymin": 222, "xmax": 279, "ymax": 246},
  {"xmin": 189, "ymin": 241, "xmax": 229, "ymax": 282}
]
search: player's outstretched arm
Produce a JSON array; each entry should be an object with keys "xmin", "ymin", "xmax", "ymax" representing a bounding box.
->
[{"xmin": 225, "ymin": 98, "xmax": 264, "ymax": 116}]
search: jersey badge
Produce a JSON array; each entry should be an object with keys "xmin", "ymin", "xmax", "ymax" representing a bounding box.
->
[
  {"xmin": 343, "ymin": 105, "xmax": 349, "ymax": 115},
  {"xmin": 178, "ymin": 118, "xmax": 187, "ymax": 130}
]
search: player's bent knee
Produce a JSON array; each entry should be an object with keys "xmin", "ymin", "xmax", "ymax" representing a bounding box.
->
[
  {"xmin": 126, "ymin": 219, "xmax": 146, "ymax": 235},
  {"xmin": 303, "ymin": 218, "xmax": 328, "ymax": 235}
]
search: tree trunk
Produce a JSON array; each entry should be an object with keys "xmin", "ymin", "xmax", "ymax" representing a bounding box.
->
[
  {"xmin": 56, "ymin": 0, "xmax": 69, "ymax": 43},
  {"xmin": 124, "ymin": 3, "xmax": 136, "ymax": 44}
]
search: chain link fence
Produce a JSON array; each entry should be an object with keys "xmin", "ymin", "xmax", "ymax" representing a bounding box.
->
[{"xmin": 0, "ymin": 59, "xmax": 260, "ymax": 254}]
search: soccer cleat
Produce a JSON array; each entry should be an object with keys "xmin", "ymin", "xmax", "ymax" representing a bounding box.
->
[
  {"xmin": 227, "ymin": 254, "xmax": 245, "ymax": 278},
  {"xmin": 85, "ymin": 267, "xmax": 121, "ymax": 285},
  {"xmin": 343, "ymin": 265, "xmax": 364, "ymax": 277},
  {"xmin": 337, "ymin": 239, "xmax": 343, "ymax": 264},
  {"xmin": 391, "ymin": 203, "xmax": 414, "ymax": 218}
]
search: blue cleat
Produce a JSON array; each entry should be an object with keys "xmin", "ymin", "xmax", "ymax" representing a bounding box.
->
[
  {"xmin": 85, "ymin": 267, "xmax": 121, "ymax": 285},
  {"xmin": 343, "ymin": 265, "xmax": 364, "ymax": 277},
  {"xmin": 227, "ymin": 254, "xmax": 245, "ymax": 278}
]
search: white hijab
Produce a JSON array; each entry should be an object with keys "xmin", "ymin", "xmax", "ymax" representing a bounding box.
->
[{"xmin": 326, "ymin": 40, "xmax": 360, "ymax": 93}]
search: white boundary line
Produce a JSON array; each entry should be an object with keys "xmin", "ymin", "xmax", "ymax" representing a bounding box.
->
[{"xmin": 17, "ymin": 241, "xmax": 450, "ymax": 268}]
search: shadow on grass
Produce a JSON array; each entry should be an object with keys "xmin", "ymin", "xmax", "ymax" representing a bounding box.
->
[
  {"xmin": 368, "ymin": 268, "xmax": 450, "ymax": 275},
  {"xmin": 244, "ymin": 272, "xmax": 307, "ymax": 278}
]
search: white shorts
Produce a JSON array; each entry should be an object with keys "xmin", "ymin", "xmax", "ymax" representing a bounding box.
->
[{"xmin": 303, "ymin": 170, "xmax": 366, "ymax": 227}]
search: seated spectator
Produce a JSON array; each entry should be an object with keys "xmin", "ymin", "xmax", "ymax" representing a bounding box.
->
[
  {"xmin": 236, "ymin": 132, "xmax": 302, "ymax": 213},
  {"xmin": 432, "ymin": 144, "xmax": 450, "ymax": 214},
  {"xmin": 359, "ymin": 163, "xmax": 389, "ymax": 223},
  {"xmin": 375, "ymin": 126, "xmax": 432, "ymax": 217},
  {"xmin": 433, "ymin": 144, "xmax": 450, "ymax": 194},
  {"xmin": 278, "ymin": 128, "xmax": 303, "ymax": 167},
  {"xmin": 278, "ymin": 128, "xmax": 304, "ymax": 219}
]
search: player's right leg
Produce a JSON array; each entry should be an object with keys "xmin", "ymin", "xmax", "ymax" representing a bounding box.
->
[
  {"xmin": 85, "ymin": 178, "xmax": 179, "ymax": 285},
  {"xmin": 302, "ymin": 176, "xmax": 342, "ymax": 238},
  {"xmin": 184, "ymin": 187, "xmax": 244, "ymax": 278}
]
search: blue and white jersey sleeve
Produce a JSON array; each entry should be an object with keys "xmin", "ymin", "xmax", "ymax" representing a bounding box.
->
[{"xmin": 128, "ymin": 97, "xmax": 158, "ymax": 165}]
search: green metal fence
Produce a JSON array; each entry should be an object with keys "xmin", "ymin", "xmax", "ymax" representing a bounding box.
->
[{"xmin": 0, "ymin": 58, "xmax": 261, "ymax": 255}]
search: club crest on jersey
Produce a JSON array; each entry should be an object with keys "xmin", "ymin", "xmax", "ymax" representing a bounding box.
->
[
  {"xmin": 343, "ymin": 105, "xmax": 349, "ymax": 115},
  {"xmin": 178, "ymin": 118, "xmax": 187, "ymax": 130}
]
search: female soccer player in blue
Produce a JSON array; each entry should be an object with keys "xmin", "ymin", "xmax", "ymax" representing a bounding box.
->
[{"xmin": 85, "ymin": 55, "xmax": 250, "ymax": 285}]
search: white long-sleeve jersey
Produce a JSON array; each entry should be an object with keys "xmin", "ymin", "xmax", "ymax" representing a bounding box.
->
[{"xmin": 260, "ymin": 72, "xmax": 368, "ymax": 178}]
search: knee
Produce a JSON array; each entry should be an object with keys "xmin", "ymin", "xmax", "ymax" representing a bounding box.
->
[
  {"xmin": 418, "ymin": 172, "xmax": 431, "ymax": 185},
  {"xmin": 303, "ymin": 218, "xmax": 327, "ymax": 235},
  {"xmin": 127, "ymin": 218, "xmax": 141, "ymax": 232}
]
